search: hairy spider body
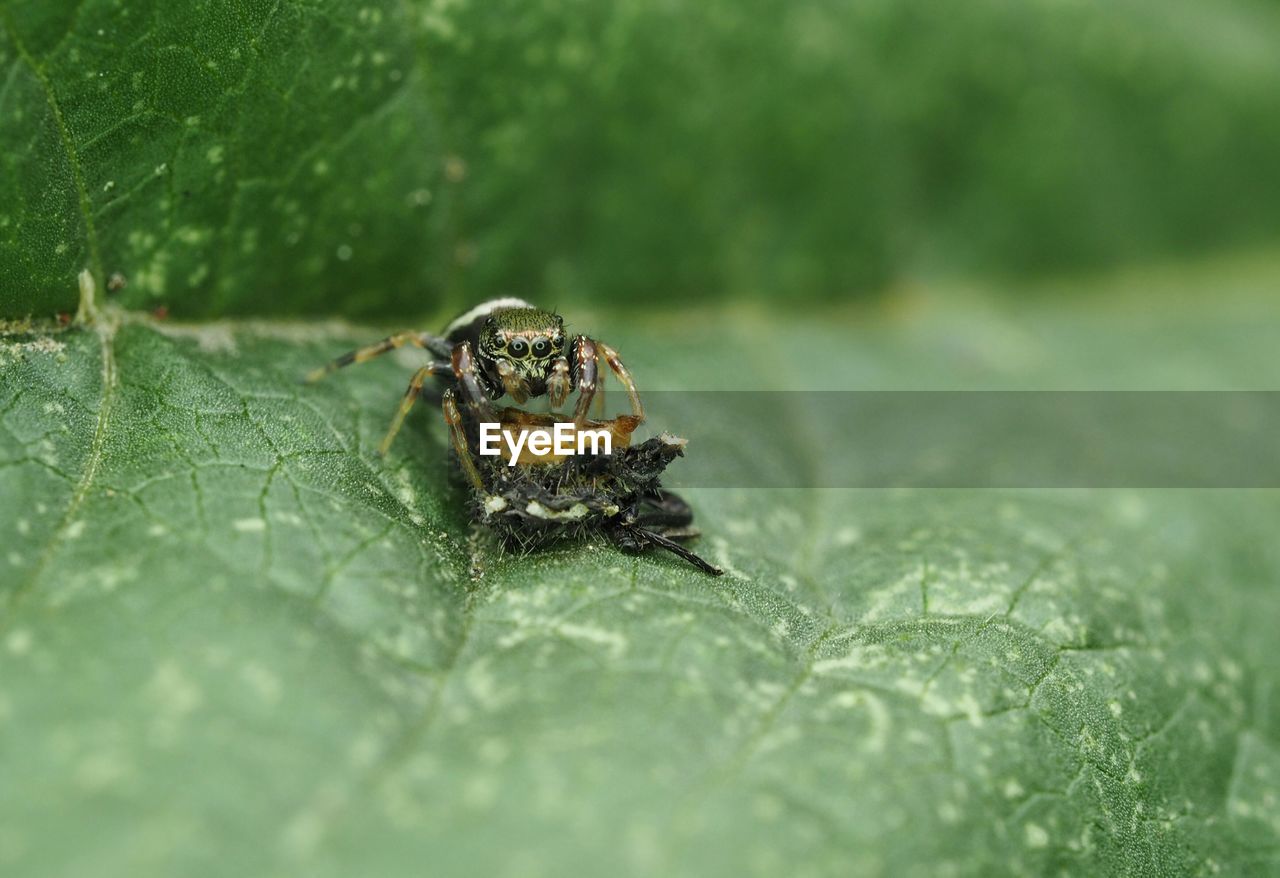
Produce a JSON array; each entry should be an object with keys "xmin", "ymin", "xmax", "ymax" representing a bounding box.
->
[{"xmin": 306, "ymin": 298, "xmax": 644, "ymax": 490}]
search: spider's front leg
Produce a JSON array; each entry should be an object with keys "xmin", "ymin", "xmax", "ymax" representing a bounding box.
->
[
  {"xmin": 570, "ymin": 336, "xmax": 599, "ymax": 426},
  {"xmin": 441, "ymin": 341, "xmax": 494, "ymax": 491},
  {"xmin": 570, "ymin": 336, "xmax": 644, "ymax": 428},
  {"xmin": 441, "ymin": 388, "xmax": 484, "ymax": 491}
]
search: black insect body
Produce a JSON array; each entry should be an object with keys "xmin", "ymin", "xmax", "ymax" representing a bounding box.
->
[
  {"xmin": 475, "ymin": 409, "xmax": 722, "ymax": 575},
  {"xmin": 308, "ymin": 299, "xmax": 721, "ymax": 575}
]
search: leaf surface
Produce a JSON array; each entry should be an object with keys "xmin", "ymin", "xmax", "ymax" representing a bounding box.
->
[{"xmin": 2, "ymin": 287, "xmax": 1279, "ymax": 876}]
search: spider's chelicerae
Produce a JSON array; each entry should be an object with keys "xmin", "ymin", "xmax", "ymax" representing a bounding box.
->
[{"xmin": 306, "ymin": 297, "xmax": 643, "ymax": 489}]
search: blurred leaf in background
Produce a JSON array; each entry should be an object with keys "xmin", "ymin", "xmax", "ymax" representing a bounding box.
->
[
  {"xmin": 4, "ymin": 0, "xmax": 1280, "ymax": 319},
  {"xmin": 0, "ymin": 0, "xmax": 440, "ymax": 318}
]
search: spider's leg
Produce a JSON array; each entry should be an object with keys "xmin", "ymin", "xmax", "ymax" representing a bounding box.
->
[
  {"xmin": 304, "ymin": 331, "xmax": 450, "ymax": 383},
  {"xmin": 596, "ymin": 341, "xmax": 644, "ymax": 422},
  {"xmin": 570, "ymin": 335, "xmax": 599, "ymax": 427},
  {"xmin": 442, "ymin": 388, "xmax": 484, "ymax": 491},
  {"xmin": 376, "ymin": 362, "xmax": 451, "ymax": 456},
  {"xmin": 593, "ymin": 377, "xmax": 607, "ymax": 418}
]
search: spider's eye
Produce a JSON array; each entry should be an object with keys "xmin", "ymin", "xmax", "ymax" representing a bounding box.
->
[
  {"xmin": 532, "ymin": 338, "xmax": 550, "ymax": 358},
  {"xmin": 508, "ymin": 338, "xmax": 528, "ymax": 358}
]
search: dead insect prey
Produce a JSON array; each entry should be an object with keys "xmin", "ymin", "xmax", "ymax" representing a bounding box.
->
[{"xmin": 307, "ymin": 298, "xmax": 722, "ymax": 575}]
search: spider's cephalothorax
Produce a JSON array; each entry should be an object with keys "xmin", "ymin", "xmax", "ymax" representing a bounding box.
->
[
  {"xmin": 305, "ymin": 297, "xmax": 644, "ymax": 491},
  {"xmin": 449, "ymin": 302, "xmax": 569, "ymax": 405}
]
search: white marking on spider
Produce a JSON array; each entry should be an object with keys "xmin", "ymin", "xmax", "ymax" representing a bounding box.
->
[{"xmin": 443, "ymin": 297, "xmax": 536, "ymax": 336}]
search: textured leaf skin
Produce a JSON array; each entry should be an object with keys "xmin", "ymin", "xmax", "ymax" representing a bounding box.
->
[{"xmin": 2, "ymin": 291, "xmax": 1279, "ymax": 877}]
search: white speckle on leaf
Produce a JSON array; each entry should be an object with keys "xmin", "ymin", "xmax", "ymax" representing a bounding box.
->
[
  {"xmin": 241, "ymin": 663, "xmax": 283, "ymax": 704},
  {"xmin": 348, "ymin": 734, "xmax": 380, "ymax": 768},
  {"xmin": 478, "ymin": 738, "xmax": 510, "ymax": 765},
  {"xmin": 465, "ymin": 659, "xmax": 501, "ymax": 708},
  {"xmin": 6, "ymin": 630, "xmax": 33, "ymax": 656},
  {"xmin": 234, "ymin": 518, "xmax": 266, "ymax": 533},
  {"xmin": 176, "ymin": 226, "xmax": 210, "ymax": 245},
  {"xmin": 146, "ymin": 663, "xmax": 204, "ymax": 745},
  {"xmin": 75, "ymin": 752, "xmax": 132, "ymax": 791},
  {"xmin": 558, "ymin": 623, "xmax": 627, "ymax": 658},
  {"xmin": 834, "ymin": 526, "xmax": 862, "ymax": 546},
  {"xmin": 463, "ymin": 775, "xmax": 497, "ymax": 810},
  {"xmin": 1025, "ymin": 822, "xmax": 1049, "ymax": 848}
]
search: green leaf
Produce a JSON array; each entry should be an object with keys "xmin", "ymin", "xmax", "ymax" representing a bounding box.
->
[
  {"xmin": 7, "ymin": 0, "xmax": 1280, "ymax": 319},
  {"xmin": 0, "ymin": 0, "xmax": 440, "ymax": 319},
  {"xmin": 3, "ymin": 278, "xmax": 1279, "ymax": 876}
]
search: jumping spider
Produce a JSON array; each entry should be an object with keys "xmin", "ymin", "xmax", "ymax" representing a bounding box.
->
[
  {"xmin": 306, "ymin": 297, "xmax": 643, "ymax": 490},
  {"xmin": 307, "ymin": 299, "xmax": 721, "ymax": 575}
]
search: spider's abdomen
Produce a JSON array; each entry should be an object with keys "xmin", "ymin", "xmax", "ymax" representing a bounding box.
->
[{"xmin": 443, "ymin": 297, "xmax": 538, "ymax": 346}]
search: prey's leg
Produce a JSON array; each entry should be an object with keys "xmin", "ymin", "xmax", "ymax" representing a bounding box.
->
[{"xmin": 615, "ymin": 525, "xmax": 722, "ymax": 576}]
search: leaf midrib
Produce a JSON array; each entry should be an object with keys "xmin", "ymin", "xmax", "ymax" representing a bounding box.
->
[
  {"xmin": 3, "ymin": 316, "xmax": 118, "ymax": 623},
  {"xmin": 0, "ymin": 10, "xmax": 104, "ymax": 288}
]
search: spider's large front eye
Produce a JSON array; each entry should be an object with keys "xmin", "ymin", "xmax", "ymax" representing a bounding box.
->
[
  {"xmin": 532, "ymin": 338, "xmax": 550, "ymax": 358},
  {"xmin": 508, "ymin": 338, "xmax": 528, "ymax": 358}
]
